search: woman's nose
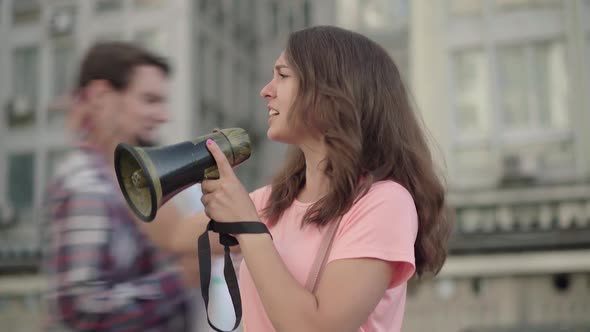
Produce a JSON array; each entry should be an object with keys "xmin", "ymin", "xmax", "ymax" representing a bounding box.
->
[{"xmin": 260, "ymin": 80, "xmax": 275, "ymax": 99}]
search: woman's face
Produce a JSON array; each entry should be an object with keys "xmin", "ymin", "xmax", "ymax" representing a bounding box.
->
[{"xmin": 260, "ymin": 52, "xmax": 302, "ymax": 144}]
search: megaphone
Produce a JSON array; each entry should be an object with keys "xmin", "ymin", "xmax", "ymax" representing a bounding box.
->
[{"xmin": 114, "ymin": 128, "xmax": 251, "ymax": 222}]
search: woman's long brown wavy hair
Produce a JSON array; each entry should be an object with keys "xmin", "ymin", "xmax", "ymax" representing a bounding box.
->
[{"xmin": 262, "ymin": 26, "xmax": 452, "ymax": 276}]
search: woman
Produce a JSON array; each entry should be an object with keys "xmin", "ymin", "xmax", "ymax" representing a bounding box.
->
[{"xmin": 168, "ymin": 25, "xmax": 451, "ymax": 332}]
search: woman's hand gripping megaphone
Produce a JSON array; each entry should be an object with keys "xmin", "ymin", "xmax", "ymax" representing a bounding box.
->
[{"xmin": 200, "ymin": 138, "xmax": 260, "ymax": 225}]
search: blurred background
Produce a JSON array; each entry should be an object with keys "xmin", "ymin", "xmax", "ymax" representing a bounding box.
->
[{"xmin": 0, "ymin": 0, "xmax": 589, "ymax": 331}]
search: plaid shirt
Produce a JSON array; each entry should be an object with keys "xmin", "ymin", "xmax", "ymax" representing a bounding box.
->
[{"xmin": 42, "ymin": 147, "xmax": 191, "ymax": 331}]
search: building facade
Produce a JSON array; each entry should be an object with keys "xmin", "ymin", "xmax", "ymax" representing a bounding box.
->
[
  {"xmin": 408, "ymin": 0, "xmax": 590, "ymax": 331},
  {"xmin": 2, "ymin": 0, "xmax": 590, "ymax": 331}
]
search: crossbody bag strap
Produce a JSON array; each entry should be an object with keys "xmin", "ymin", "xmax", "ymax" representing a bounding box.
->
[{"xmin": 304, "ymin": 217, "xmax": 342, "ymax": 293}]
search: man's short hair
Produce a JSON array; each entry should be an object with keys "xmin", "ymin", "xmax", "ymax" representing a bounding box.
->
[{"xmin": 77, "ymin": 41, "xmax": 171, "ymax": 92}]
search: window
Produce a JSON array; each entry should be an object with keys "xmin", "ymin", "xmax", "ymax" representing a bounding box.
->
[
  {"xmin": 134, "ymin": 0, "xmax": 165, "ymax": 9},
  {"xmin": 587, "ymin": 36, "xmax": 590, "ymax": 131},
  {"xmin": 48, "ymin": 41, "xmax": 76, "ymax": 127},
  {"xmin": 7, "ymin": 153, "xmax": 34, "ymax": 213},
  {"xmin": 9, "ymin": 46, "xmax": 39, "ymax": 128},
  {"xmin": 287, "ymin": 8, "xmax": 294, "ymax": 32},
  {"xmin": 451, "ymin": 40, "xmax": 572, "ymax": 185},
  {"xmin": 303, "ymin": 0, "xmax": 311, "ymax": 27},
  {"xmin": 497, "ymin": 40, "xmax": 568, "ymax": 132},
  {"xmin": 94, "ymin": 32, "xmax": 124, "ymax": 42},
  {"xmin": 448, "ymin": 0, "xmax": 482, "ymax": 16},
  {"xmin": 199, "ymin": 0, "xmax": 209, "ymax": 13},
  {"xmin": 445, "ymin": 0, "xmax": 577, "ymax": 186},
  {"xmin": 363, "ymin": 0, "xmax": 390, "ymax": 30},
  {"xmin": 394, "ymin": 0, "xmax": 410, "ymax": 17},
  {"xmin": 94, "ymin": 0, "xmax": 122, "ymax": 14},
  {"xmin": 134, "ymin": 29, "xmax": 166, "ymax": 55},
  {"xmin": 535, "ymin": 41, "xmax": 568, "ymax": 130},
  {"xmin": 497, "ymin": 45, "xmax": 529, "ymax": 129},
  {"xmin": 232, "ymin": 0, "xmax": 240, "ymax": 21},
  {"xmin": 337, "ymin": 0, "xmax": 409, "ymax": 31},
  {"xmin": 52, "ymin": 41, "xmax": 76, "ymax": 99},
  {"xmin": 270, "ymin": 2, "xmax": 279, "ymax": 37},
  {"xmin": 12, "ymin": 0, "xmax": 40, "ymax": 25},
  {"xmin": 588, "ymin": 36, "xmax": 590, "ymax": 99},
  {"xmin": 247, "ymin": 0, "xmax": 256, "ymax": 24},
  {"xmin": 336, "ymin": 0, "xmax": 360, "ymax": 30},
  {"xmin": 453, "ymin": 49, "xmax": 491, "ymax": 140},
  {"xmin": 214, "ymin": 0, "xmax": 224, "ymax": 27},
  {"xmin": 494, "ymin": 0, "xmax": 562, "ymax": 11},
  {"xmin": 362, "ymin": 0, "xmax": 407, "ymax": 30}
]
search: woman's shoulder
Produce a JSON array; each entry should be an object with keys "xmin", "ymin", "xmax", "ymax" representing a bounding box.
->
[
  {"xmin": 346, "ymin": 180, "xmax": 417, "ymax": 219},
  {"xmin": 338, "ymin": 180, "xmax": 418, "ymax": 247},
  {"xmin": 250, "ymin": 185, "xmax": 272, "ymax": 197},
  {"xmin": 362, "ymin": 180, "xmax": 414, "ymax": 204},
  {"xmin": 249, "ymin": 185, "xmax": 273, "ymax": 209}
]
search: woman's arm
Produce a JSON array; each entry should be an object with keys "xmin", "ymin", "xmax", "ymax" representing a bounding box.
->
[{"xmin": 238, "ymin": 233, "xmax": 394, "ymax": 332}]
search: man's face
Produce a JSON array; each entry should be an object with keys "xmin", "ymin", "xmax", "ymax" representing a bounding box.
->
[{"xmin": 117, "ymin": 65, "xmax": 170, "ymax": 146}]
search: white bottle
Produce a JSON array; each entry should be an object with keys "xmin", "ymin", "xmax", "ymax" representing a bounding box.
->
[{"xmin": 205, "ymin": 257, "xmax": 239, "ymax": 331}]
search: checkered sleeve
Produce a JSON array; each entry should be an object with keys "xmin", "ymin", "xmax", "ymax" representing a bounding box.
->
[{"xmin": 49, "ymin": 191, "xmax": 188, "ymax": 331}]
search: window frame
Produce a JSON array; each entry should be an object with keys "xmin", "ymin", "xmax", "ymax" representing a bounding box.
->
[{"xmin": 447, "ymin": 0, "xmax": 578, "ymax": 188}]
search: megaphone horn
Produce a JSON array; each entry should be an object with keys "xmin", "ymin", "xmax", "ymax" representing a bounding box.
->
[{"xmin": 114, "ymin": 128, "xmax": 251, "ymax": 222}]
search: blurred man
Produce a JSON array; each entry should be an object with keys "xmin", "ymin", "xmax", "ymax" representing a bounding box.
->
[{"xmin": 42, "ymin": 41, "xmax": 198, "ymax": 331}]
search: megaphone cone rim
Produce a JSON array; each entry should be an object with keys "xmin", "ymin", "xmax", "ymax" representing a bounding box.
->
[{"xmin": 114, "ymin": 143, "xmax": 159, "ymax": 222}]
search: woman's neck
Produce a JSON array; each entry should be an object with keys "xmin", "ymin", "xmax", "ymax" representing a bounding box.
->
[{"xmin": 298, "ymin": 140, "xmax": 329, "ymax": 203}]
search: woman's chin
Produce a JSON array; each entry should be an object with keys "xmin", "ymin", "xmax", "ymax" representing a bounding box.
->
[
  {"xmin": 267, "ymin": 129, "xmax": 279, "ymax": 141},
  {"xmin": 267, "ymin": 129, "xmax": 289, "ymax": 144}
]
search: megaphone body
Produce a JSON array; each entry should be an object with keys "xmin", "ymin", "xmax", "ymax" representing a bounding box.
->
[{"xmin": 115, "ymin": 128, "xmax": 251, "ymax": 222}]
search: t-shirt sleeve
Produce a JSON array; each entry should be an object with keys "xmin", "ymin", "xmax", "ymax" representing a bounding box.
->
[
  {"xmin": 328, "ymin": 182, "xmax": 418, "ymax": 288},
  {"xmin": 249, "ymin": 186, "xmax": 272, "ymax": 217}
]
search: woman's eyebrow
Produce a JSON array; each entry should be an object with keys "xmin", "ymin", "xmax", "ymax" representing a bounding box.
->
[{"xmin": 274, "ymin": 64, "xmax": 289, "ymax": 71}]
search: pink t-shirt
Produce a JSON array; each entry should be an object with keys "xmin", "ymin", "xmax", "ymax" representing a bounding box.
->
[{"xmin": 239, "ymin": 180, "xmax": 418, "ymax": 332}]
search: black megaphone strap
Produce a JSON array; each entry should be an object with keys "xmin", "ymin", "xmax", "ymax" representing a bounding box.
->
[{"xmin": 197, "ymin": 219, "xmax": 271, "ymax": 332}]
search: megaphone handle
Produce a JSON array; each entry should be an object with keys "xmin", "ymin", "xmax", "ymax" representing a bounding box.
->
[{"xmin": 197, "ymin": 219, "xmax": 272, "ymax": 332}]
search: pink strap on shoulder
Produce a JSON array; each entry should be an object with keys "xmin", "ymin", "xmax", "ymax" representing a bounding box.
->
[{"xmin": 304, "ymin": 217, "xmax": 342, "ymax": 293}]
